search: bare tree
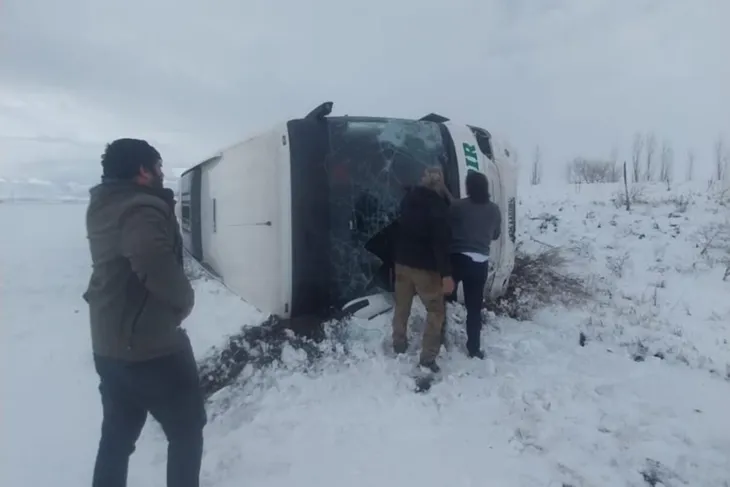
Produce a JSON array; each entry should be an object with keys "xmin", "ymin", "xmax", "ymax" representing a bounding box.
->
[
  {"xmin": 565, "ymin": 160, "xmax": 573, "ymax": 184},
  {"xmin": 622, "ymin": 161, "xmax": 631, "ymax": 211},
  {"xmin": 659, "ymin": 140, "xmax": 674, "ymax": 187},
  {"xmin": 530, "ymin": 145, "xmax": 542, "ymax": 185},
  {"xmin": 686, "ymin": 149, "xmax": 695, "ymax": 182},
  {"xmin": 631, "ymin": 133, "xmax": 643, "ymax": 183},
  {"xmin": 645, "ymin": 132, "xmax": 657, "ymax": 181},
  {"xmin": 715, "ymin": 136, "xmax": 727, "ymax": 181},
  {"xmin": 609, "ymin": 146, "xmax": 620, "ymax": 183}
]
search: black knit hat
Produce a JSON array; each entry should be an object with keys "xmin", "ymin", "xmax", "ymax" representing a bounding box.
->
[{"xmin": 101, "ymin": 138, "xmax": 161, "ymax": 180}]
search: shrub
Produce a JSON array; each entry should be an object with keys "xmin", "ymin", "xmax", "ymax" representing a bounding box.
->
[
  {"xmin": 486, "ymin": 245, "xmax": 590, "ymax": 320},
  {"xmin": 567, "ymin": 158, "xmax": 620, "ymax": 184},
  {"xmin": 612, "ymin": 184, "xmax": 647, "ymax": 209}
]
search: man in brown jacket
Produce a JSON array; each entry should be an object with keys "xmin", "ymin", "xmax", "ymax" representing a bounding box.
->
[
  {"xmin": 391, "ymin": 167, "xmax": 455, "ymax": 373},
  {"xmin": 83, "ymin": 138, "xmax": 204, "ymax": 487}
]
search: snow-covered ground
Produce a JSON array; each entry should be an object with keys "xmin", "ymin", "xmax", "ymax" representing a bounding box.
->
[{"xmin": 2, "ymin": 181, "xmax": 729, "ymax": 487}]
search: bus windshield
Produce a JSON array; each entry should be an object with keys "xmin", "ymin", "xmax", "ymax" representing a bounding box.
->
[{"xmin": 325, "ymin": 117, "xmax": 455, "ymax": 306}]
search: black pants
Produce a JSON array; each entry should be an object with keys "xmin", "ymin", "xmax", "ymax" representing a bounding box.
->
[
  {"xmin": 92, "ymin": 344, "xmax": 207, "ymax": 487},
  {"xmin": 447, "ymin": 253, "xmax": 489, "ymax": 354}
]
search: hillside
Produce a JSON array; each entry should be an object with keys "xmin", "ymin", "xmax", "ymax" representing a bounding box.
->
[
  {"xmin": 0, "ymin": 175, "xmax": 183, "ymax": 202},
  {"xmin": 1, "ymin": 181, "xmax": 729, "ymax": 487}
]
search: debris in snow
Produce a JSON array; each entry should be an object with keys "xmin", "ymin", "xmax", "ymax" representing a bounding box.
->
[
  {"xmin": 640, "ymin": 458, "xmax": 688, "ymax": 486},
  {"xmin": 197, "ymin": 315, "xmax": 327, "ymax": 400}
]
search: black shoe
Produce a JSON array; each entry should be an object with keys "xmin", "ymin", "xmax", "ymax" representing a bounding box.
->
[
  {"xmin": 393, "ymin": 341, "xmax": 407, "ymax": 355},
  {"xmin": 468, "ymin": 349, "xmax": 485, "ymax": 360},
  {"xmin": 419, "ymin": 360, "xmax": 441, "ymax": 374}
]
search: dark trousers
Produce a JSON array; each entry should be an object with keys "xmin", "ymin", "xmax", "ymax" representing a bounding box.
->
[
  {"xmin": 92, "ymin": 344, "xmax": 207, "ymax": 487},
  {"xmin": 447, "ymin": 253, "xmax": 489, "ymax": 354}
]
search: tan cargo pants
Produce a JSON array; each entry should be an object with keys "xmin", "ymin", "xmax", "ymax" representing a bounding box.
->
[{"xmin": 391, "ymin": 263, "xmax": 445, "ymax": 364}]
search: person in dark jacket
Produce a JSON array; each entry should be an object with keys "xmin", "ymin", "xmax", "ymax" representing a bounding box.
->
[
  {"xmin": 391, "ymin": 166, "xmax": 454, "ymax": 372},
  {"xmin": 83, "ymin": 138, "xmax": 204, "ymax": 487},
  {"xmin": 447, "ymin": 170, "xmax": 502, "ymax": 359}
]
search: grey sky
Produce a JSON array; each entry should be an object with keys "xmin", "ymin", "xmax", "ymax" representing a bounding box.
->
[{"xmin": 1, "ymin": 0, "xmax": 728, "ymax": 184}]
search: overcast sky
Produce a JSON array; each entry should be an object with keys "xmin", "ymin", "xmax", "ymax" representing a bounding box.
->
[{"xmin": 1, "ymin": 0, "xmax": 728, "ymax": 184}]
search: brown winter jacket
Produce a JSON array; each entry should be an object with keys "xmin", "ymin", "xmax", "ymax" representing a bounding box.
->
[{"xmin": 83, "ymin": 180, "xmax": 195, "ymax": 361}]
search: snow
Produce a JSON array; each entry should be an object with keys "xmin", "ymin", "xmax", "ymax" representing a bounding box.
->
[
  {"xmin": 518, "ymin": 182, "xmax": 730, "ymax": 376},
  {"xmin": 0, "ymin": 178, "xmax": 91, "ymax": 202},
  {"xmin": 2, "ymin": 182, "xmax": 730, "ymax": 487}
]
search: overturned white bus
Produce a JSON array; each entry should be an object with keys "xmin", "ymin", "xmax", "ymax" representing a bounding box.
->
[{"xmin": 177, "ymin": 102, "xmax": 518, "ymax": 322}]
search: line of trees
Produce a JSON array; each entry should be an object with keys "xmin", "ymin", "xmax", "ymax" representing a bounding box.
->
[
  {"xmin": 629, "ymin": 132, "xmax": 676, "ymax": 184},
  {"xmin": 628, "ymin": 132, "xmax": 729, "ymax": 185},
  {"xmin": 528, "ymin": 133, "xmax": 729, "ymax": 185}
]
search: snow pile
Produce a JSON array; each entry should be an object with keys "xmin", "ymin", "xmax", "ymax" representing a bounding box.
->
[{"xmin": 2, "ymin": 184, "xmax": 730, "ymax": 487}]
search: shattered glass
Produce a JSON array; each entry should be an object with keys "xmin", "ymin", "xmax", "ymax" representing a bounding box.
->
[{"xmin": 325, "ymin": 118, "xmax": 448, "ymax": 306}]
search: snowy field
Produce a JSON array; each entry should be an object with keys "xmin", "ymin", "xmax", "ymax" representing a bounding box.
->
[{"xmin": 2, "ymin": 181, "xmax": 730, "ymax": 487}]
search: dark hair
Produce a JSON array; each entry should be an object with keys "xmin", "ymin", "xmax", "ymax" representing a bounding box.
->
[
  {"xmin": 465, "ymin": 170, "xmax": 489, "ymax": 204},
  {"xmin": 101, "ymin": 138, "xmax": 161, "ymax": 180}
]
